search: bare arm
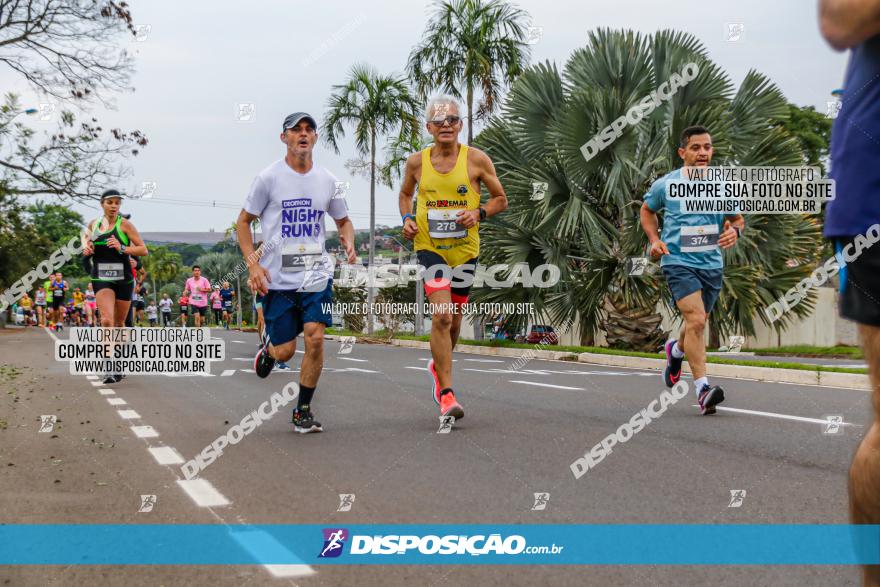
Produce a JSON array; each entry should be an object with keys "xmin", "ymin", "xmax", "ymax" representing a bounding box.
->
[
  {"xmin": 819, "ymin": 0, "xmax": 880, "ymax": 49},
  {"xmin": 400, "ymin": 153, "xmax": 420, "ymax": 240},
  {"xmin": 236, "ymin": 209, "xmax": 271, "ymax": 294},
  {"xmin": 334, "ymin": 216, "xmax": 357, "ymax": 264},
  {"xmin": 458, "ymin": 150, "xmax": 508, "ymax": 229},
  {"xmin": 119, "ymin": 219, "xmax": 148, "ymax": 257},
  {"xmin": 236, "ymin": 209, "xmax": 259, "ymax": 267},
  {"xmin": 477, "ymin": 151, "xmax": 508, "ymax": 218},
  {"xmin": 640, "ymin": 202, "xmax": 669, "ymax": 258}
]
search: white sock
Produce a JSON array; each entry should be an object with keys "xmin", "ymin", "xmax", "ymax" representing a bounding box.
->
[
  {"xmin": 671, "ymin": 341, "xmax": 685, "ymax": 359},
  {"xmin": 694, "ymin": 376, "xmax": 709, "ymax": 395}
]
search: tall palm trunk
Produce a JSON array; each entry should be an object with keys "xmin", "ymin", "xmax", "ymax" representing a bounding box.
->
[
  {"xmin": 366, "ymin": 128, "xmax": 377, "ymax": 334},
  {"xmin": 466, "ymin": 80, "xmax": 474, "ymax": 145},
  {"xmin": 603, "ymin": 292, "xmax": 666, "ymax": 351}
]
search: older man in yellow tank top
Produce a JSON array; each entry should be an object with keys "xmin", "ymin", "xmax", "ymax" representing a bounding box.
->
[{"xmin": 399, "ymin": 95, "xmax": 508, "ymax": 423}]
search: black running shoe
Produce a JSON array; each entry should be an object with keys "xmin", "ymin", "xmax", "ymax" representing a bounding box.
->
[
  {"xmin": 254, "ymin": 343, "xmax": 274, "ymax": 378},
  {"xmin": 698, "ymin": 384, "xmax": 725, "ymax": 415},
  {"xmin": 102, "ymin": 373, "xmax": 116, "ymax": 385},
  {"xmin": 663, "ymin": 339, "xmax": 683, "ymax": 388},
  {"xmin": 292, "ymin": 409, "xmax": 323, "ymax": 434}
]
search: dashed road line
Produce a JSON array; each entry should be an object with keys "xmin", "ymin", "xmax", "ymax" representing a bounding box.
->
[
  {"xmin": 148, "ymin": 446, "xmax": 185, "ymax": 465},
  {"xmin": 117, "ymin": 409, "xmax": 141, "ymax": 420},
  {"xmin": 131, "ymin": 425, "xmax": 158, "ymax": 438},
  {"xmin": 176, "ymin": 479, "xmax": 231, "ymax": 507},
  {"xmin": 509, "ymin": 380, "xmax": 585, "ymax": 391}
]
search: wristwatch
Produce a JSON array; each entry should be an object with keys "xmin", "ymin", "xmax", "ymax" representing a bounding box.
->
[
  {"xmin": 120, "ymin": 244, "xmax": 127, "ymax": 254},
  {"xmin": 479, "ymin": 207, "xmax": 487, "ymax": 222}
]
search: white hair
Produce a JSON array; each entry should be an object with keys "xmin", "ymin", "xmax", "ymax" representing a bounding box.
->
[{"xmin": 425, "ymin": 95, "xmax": 460, "ymax": 122}]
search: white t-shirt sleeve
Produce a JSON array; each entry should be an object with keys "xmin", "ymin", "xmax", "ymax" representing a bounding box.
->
[
  {"xmin": 326, "ymin": 172, "xmax": 349, "ymax": 220},
  {"xmin": 243, "ymin": 175, "xmax": 270, "ymax": 217}
]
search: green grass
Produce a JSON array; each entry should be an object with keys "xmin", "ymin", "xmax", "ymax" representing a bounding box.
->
[
  {"xmin": 326, "ymin": 330, "xmax": 868, "ymax": 375},
  {"xmin": 746, "ymin": 345, "xmax": 864, "ymax": 359}
]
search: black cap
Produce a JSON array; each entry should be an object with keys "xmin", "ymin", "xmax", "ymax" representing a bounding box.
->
[
  {"xmin": 101, "ymin": 189, "xmax": 123, "ymax": 201},
  {"xmin": 282, "ymin": 112, "xmax": 317, "ymax": 131}
]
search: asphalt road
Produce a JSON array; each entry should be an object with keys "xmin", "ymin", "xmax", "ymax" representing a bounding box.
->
[{"xmin": 0, "ymin": 326, "xmax": 871, "ymax": 586}]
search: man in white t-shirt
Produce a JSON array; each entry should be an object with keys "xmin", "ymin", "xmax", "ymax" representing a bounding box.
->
[
  {"xmin": 236, "ymin": 112, "xmax": 356, "ymax": 434},
  {"xmin": 158, "ymin": 293, "xmax": 173, "ymax": 327},
  {"xmin": 184, "ymin": 266, "xmax": 212, "ymax": 328}
]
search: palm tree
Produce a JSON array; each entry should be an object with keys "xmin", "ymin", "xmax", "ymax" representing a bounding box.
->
[
  {"xmin": 323, "ymin": 64, "xmax": 421, "ymax": 333},
  {"xmin": 143, "ymin": 245, "xmax": 182, "ymax": 302},
  {"xmin": 472, "ymin": 29, "xmax": 822, "ymax": 350},
  {"xmin": 407, "ymin": 0, "xmax": 531, "ymax": 144}
]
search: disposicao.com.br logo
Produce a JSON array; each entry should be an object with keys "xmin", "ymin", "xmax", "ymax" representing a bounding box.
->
[{"xmin": 318, "ymin": 529, "xmax": 563, "ymax": 558}]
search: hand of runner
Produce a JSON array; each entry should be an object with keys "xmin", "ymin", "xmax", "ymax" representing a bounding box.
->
[
  {"xmin": 247, "ymin": 264, "xmax": 271, "ymax": 295},
  {"xmin": 339, "ymin": 234, "xmax": 357, "ymax": 264},
  {"xmin": 456, "ymin": 209, "xmax": 480, "ymax": 229},
  {"xmin": 403, "ymin": 217, "xmax": 419, "ymax": 240},
  {"xmin": 649, "ymin": 239, "xmax": 670, "ymax": 259},
  {"xmin": 82, "ymin": 241, "xmax": 94, "ymax": 256},
  {"xmin": 106, "ymin": 236, "xmax": 122, "ymax": 251},
  {"xmin": 719, "ymin": 222, "xmax": 738, "ymax": 249}
]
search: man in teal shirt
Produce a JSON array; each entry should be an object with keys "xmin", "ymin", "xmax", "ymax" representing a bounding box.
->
[{"xmin": 640, "ymin": 125, "xmax": 744, "ymax": 415}]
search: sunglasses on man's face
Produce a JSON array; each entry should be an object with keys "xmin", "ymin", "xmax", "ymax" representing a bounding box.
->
[{"xmin": 428, "ymin": 115, "xmax": 461, "ymax": 127}]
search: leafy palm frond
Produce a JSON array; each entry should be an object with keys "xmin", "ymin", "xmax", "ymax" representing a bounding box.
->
[
  {"xmin": 407, "ymin": 0, "xmax": 531, "ymax": 143},
  {"xmin": 474, "ymin": 28, "xmax": 821, "ymax": 349}
]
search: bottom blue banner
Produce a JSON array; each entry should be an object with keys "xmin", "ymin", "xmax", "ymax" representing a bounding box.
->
[{"xmin": 1, "ymin": 524, "xmax": 879, "ymax": 565}]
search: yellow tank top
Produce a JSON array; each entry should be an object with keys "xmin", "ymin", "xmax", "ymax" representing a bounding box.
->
[{"xmin": 414, "ymin": 145, "xmax": 480, "ymax": 265}]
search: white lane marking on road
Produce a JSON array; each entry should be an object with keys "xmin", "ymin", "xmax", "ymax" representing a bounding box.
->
[
  {"xmin": 230, "ymin": 529, "xmax": 316, "ymax": 578},
  {"xmin": 86, "ymin": 375, "xmax": 99, "ymax": 381},
  {"xmin": 176, "ymin": 479, "xmax": 231, "ymax": 507},
  {"xmin": 691, "ymin": 405, "xmax": 862, "ymax": 427},
  {"xmin": 90, "ymin": 381, "xmax": 104, "ymax": 387},
  {"xmin": 231, "ymin": 340, "xmax": 248, "ymax": 344},
  {"xmin": 264, "ymin": 565, "xmax": 317, "ymax": 578},
  {"xmin": 117, "ymin": 409, "xmax": 140, "ymax": 419},
  {"xmin": 418, "ymin": 358, "xmax": 457, "ymax": 362},
  {"xmin": 510, "ymin": 380, "xmax": 585, "ymax": 391},
  {"xmin": 338, "ymin": 367, "xmax": 379, "ymax": 373},
  {"xmin": 220, "ymin": 369, "xmax": 235, "ymax": 376},
  {"xmin": 296, "ymin": 350, "xmax": 304, "ymax": 354},
  {"xmin": 98, "ymin": 389, "xmax": 115, "ymax": 395},
  {"xmin": 131, "ymin": 425, "xmax": 158, "ymax": 438},
  {"xmin": 45, "ymin": 326, "xmax": 59, "ymax": 341},
  {"xmin": 107, "ymin": 397, "xmax": 127, "ymax": 406},
  {"xmin": 148, "ymin": 446, "xmax": 185, "ymax": 465},
  {"xmin": 464, "ymin": 358, "xmax": 505, "ymax": 363},
  {"xmin": 405, "ymin": 366, "xmax": 428, "ymax": 371},
  {"xmin": 232, "ymin": 357, "xmax": 252, "ymax": 361},
  {"xmin": 464, "ymin": 368, "xmax": 549, "ymax": 375},
  {"xmin": 338, "ymin": 357, "xmax": 368, "ymax": 362}
]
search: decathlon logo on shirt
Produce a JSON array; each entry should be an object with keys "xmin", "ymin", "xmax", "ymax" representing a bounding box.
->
[
  {"xmin": 281, "ymin": 197, "xmax": 325, "ymax": 238},
  {"xmin": 282, "ymin": 198, "xmax": 312, "ymax": 208}
]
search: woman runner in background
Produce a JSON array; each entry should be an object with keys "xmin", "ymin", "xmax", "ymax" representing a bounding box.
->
[{"xmin": 82, "ymin": 189, "xmax": 149, "ymax": 384}]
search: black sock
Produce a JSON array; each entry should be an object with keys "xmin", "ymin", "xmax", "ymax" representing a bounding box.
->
[
  {"xmin": 439, "ymin": 387, "xmax": 453, "ymax": 397},
  {"xmin": 298, "ymin": 384, "xmax": 316, "ymax": 412}
]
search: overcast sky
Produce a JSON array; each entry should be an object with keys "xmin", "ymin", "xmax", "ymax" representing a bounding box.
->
[{"xmin": 5, "ymin": 0, "xmax": 849, "ymax": 233}]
